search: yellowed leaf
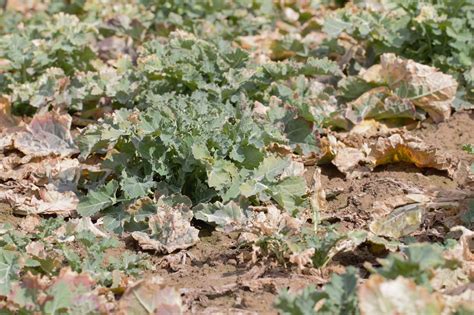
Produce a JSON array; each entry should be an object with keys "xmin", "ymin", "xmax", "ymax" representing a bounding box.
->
[{"xmin": 367, "ymin": 134, "xmax": 456, "ymax": 175}]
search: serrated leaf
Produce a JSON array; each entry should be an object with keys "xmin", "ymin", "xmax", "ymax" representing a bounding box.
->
[
  {"xmin": 254, "ymin": 156, "xmax": 290, "ymax": 182},
  {"xmin": 207, "ymin": 160, "xmax": 239, "ymax": 191},
  {"xmin": 0, "ymin": 249, "xmax": 20, "ymax": 296},
  {"xmin": 275, "ymin": 268, "xmax": 359, "ymax": 315},
  {"xmin": 271, "ymin": 176, "xmax": 307, "ymax": 211},
  {"xmin": 193, "ymin": 201, "xmax": 244, "ymax": 232},
  {"xmin": 77, "ymin": 180, "xmax": 119, "ymax": 217},
  {"xmin": 323, "ymin": 16, "xmax": 353, "ymax": 37},
  {"xmin": 120, "ymin": 173, "xmax": 155, "ymax": 200}
]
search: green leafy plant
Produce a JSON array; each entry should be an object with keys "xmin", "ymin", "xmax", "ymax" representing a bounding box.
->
[
  {"xmin": 275, "ymin": 267, "xmax": 359, "ymax": 315},
  {"xmin": 365, "ymin": 243, "xmax": 457, "ymax": 287}
]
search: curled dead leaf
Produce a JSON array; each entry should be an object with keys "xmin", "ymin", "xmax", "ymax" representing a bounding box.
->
[
  {"xmin": 117, "ymin": 276, "xmax": 183, "ymax": 315},
  {"xmin": 14, "ymin": 111, "xmax": 78, "ymax": 158},
  {"xmin": 358, "ymin": 54, "xmax": 457, "ymax": 123},
  {"xmin": 0, "ymin": 183, "xmax": 78, "ymax": 216},
  {"xmin": 380, "ymin": 53, "xmax": 457, "ymax": 123},
  {"xmin": 131, "ymin": 197, "xmax": 199, "ymax": 253},
  {"xmin": 448, "ymin": 226, "xmax": 474, "ymax": 264},
  {"xmin": 0, "ymin": 96, "xmax": 19, "ymax": 130},
  {"xmin": 19, "ymin": 215, "xmax": 42, "ymax": 233},
  {"xmin": 289, "ymin": 248, "xmax": 315, "ymax": 270},
  {"xmin": 332, "ymin": 146, "xmax": 368, "ymax": 175},
  {"xmin": 358, "ymin": 275, "xmax": 445, "ymax": 315},
  {"xmin": 25, "ymin": 241, "xmax": 46, "ymax": 258},
  {"xmin": 5, "ymin": 0, "xmax": 47, "ymax": 13},
  {"xmin": 69, "ymin": 217, "xmax": 108, "ymax": 238},
  {"xmin": 327, "ymin": 133, "xmax": 457, "ymax": 177},
  {"xmin": 369, "ymin": 203, "xmax": 425, "ymax": 238},
  {"xmin": 0, "ymin": 59, "xmax": 12, "ymax": 73},
  {"xmin": 367, "ymin": 134, "xmax": 457, "ymax": 175},
  {"xmin": 0, "ymin": 96, "xmax": 22, "ymax": 151}
]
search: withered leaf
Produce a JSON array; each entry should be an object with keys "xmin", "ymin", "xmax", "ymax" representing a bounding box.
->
[
  {"xmin": 358, "ymin": 275, "xmax": 445, "ymax": 315},
  {"xmin": 346, "ymin": 86, "xmax": 418, "ymax": 124},
  {"xmin": 380, "ymin": 53, "xmax": 458, "ymax": 123},
  {"xmin": 117, "ymin": 277, "xmax": 183, "ymax": 315},
  {"xmin": 327, "ymin": 133, "xmax": 457, "ymax": 177},
  {"xmin": 0, "ymin": 183, "xmax": 78, "ymax": 216},
  {"xmin": 369, "ymin": 203, "xmax": 424, "ymax": 238},
  {"xmin": 14, "ymin": 111, "xmax": 78, "ymax": 158},
  {"xmin": 131, "ymin": 196, "xmax": 199, "ymax": 254},
  {"xmin": 367, "ymin": 134, "xmax": 457, "ymax": 175}
]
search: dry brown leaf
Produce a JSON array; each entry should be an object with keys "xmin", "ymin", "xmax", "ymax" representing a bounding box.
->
[
  {"xmin": 446, "ymin": 227, "xmax": 474, "ymax": 280},
  {"xmin": 289, "ymin": 248, "xmax": 316, "ymax": 270},
  {"xmin": 131, "ymin": 199, "xmax": 199, "ymax": 253},
  {"xmin": 0, "ymin": 96, "xmax": 19, "ymax": 130},
  {"xmin": 380, "ymin": 53, "xmax": 457, "ymax": 123},
  {"xmin": 442, "ymin": 285, "xmax": 474, "ymax": 315},
  {"xmin": 69, "ymin": 217, "xmax": 108, "ymax": 238},
  {"xmin": 0, "ymin": 96, "xmax": 22, "ymax": 151},
  {"xmin": 0, "ymin": 157, "xmax": 80, "ymax": 184},
  {"xmin": 14, "ymin": 111, "xmax": 78, "ymax": 158},
  {"xmin": 332, "ymin": 146, "xmax": 368, "ymax": 175},
  {"xmin": 19, "ymin": 215, "xmax": 42, "ymax": 233},
  {"xmin": 248, "ymin": 205, "xmax": 286, "ymax": 236},
  {"xmin": 0, "ymin": 183, "xmax": 78, "ymax": 216},
  {"xmin": 358, "ymin": 275, "xmax": 445, "ymax": 315},
  {"xmin": 5, "ymin": 0, "xmax": 47, "ymax": 13},
  {"xmin": 369, "ymin": 203, "xmax": 425, "ymax": 238},
  {"xmin": 0, "ymin": 59, "xmax": 12, "ymax": 73},
  {"xmin": 237, "ymin": 31, "xmax": 279, "ymax": 61},
  {"xmin": 0, "ymin": 156, "xmax": 80, "ymax": 216},
  {"xmin": 117, "ymin": 277, "xmax": 183, "ymax": 315},
  {"xmin": 350, "ymin": 119, "xmax": 391, "ymax": 138},
  {"xmin": 308, "ymin": 166, "xmax": 326, "ymax": 233},
  {"xmin": 25, "ymin": 241, "xmax": 46, "ymax": 258},
  {"xmin": 325, "ymin": 132, "xmax": 456, "ymax": 178},
  {"xmin": 359, "ymin": 64, "xmax": 383, "ymax": 83}
]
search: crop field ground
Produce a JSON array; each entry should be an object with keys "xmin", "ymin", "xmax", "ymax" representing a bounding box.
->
[{"xmin": 0, "ymin": 0, "xmax": 473, "ymax": 314}]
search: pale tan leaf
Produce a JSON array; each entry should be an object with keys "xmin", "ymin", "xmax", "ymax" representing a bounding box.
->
[
  {"xmin": 369, "ymin": 203, "xmax": 424, "ymax": 238},
  {"xmin": 69, "ymin": 217, "xmax": 108, "ymax": 238},
  {"xmin": 0, "ymin": 183, "xmax": 78, "ymax": 216},
  {"xmin": 131, "ymin": 197, "xmax": 199, "ymax": 253},
  {"xmin": 19, "ymin": 215, "xmax": 42, "ymax": 233},
  {"xmin": 358, "ymin": 275, "xmax": 445, "ymax": 315},
  {"xmin": 14, "ymin": 111, "xmax": 78, "ymax": 158},
  {"xmin": 380, "ymin": 53, "xmax": 457, "ymax": 123},
  {"xmin": 332, "ymin": 146, "xmax": 367, "ymax": 175},
  {"xmin": 117, "ymin": 277, "xmax": 183, "ymax": 315}
]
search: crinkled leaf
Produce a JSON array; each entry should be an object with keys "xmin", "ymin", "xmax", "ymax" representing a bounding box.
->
[
  {"xmin": 117, "ymin": 277, "xmax": 183, "ymax": 315},
  {"xmin": 370, "ymin": 203, "xmax": 424, "ymax": 238},
  {"xmin": 275, "ymin": 268, "xmax": 359, "ymax": 315},
  {"xmin": 77, "ymin": 180, "xmax": 119, "ymax": 217},
  {"xmin": 193, "ymin": 201, "xmax": 244, "ymax": 232},
  {"xmin": 358, "ymin": 275, "xmax": 445, "ymax": 315},
  {"xmin": 14, "ymin": 111, "xmax": 78, "ymax": 157},
  {"xmin": 120, "ymin": 173, "xmax": 155, "ymax": 200}
]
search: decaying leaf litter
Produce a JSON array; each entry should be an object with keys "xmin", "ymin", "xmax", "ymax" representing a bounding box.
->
[{"xmin": 0, "ymin": 1, "xmax": 473, "ymax": 314}]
